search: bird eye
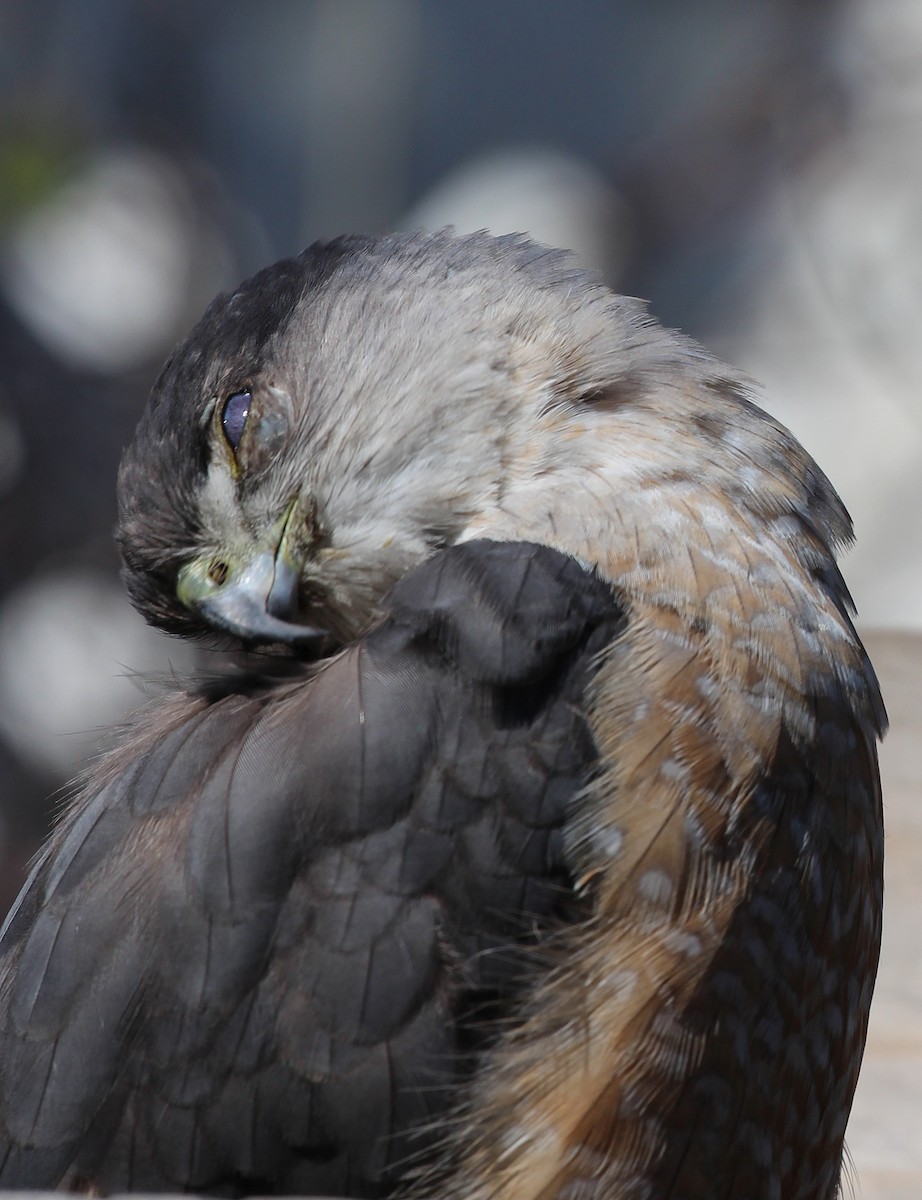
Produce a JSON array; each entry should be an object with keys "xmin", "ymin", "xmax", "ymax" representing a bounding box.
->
[{"xmin": 221, "ymin": 391, "xmax": 251, "ymax": 454}]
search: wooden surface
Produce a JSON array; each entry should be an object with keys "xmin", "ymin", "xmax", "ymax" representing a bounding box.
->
[{"xmin": 847, "ymin": 632, "xmax": 922, "ymax": 1200}]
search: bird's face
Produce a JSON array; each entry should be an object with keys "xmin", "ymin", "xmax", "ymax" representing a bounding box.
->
[
  {"xmin": 169, "ymin": 377, "xmax": 323, "ymax": 647},
  {"xmin": 118, "ymin": 233, "xmax": 547, "ymax": 648},
  {"xmin": 159, "ymin": 360, "xmax": 504, "ymax": 649}
]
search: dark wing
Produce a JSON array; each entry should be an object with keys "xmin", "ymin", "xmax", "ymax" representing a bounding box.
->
[{"xmin": 0, "ymin": 540, "xmax": 623, "ymax": 1197}]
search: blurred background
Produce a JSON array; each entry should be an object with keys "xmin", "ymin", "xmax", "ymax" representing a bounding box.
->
[{"xmin": 0, "ymin": 2, "xmax": 919, "ymax": 1194}]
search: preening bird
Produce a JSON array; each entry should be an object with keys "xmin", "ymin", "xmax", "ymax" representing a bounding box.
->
[{"xmin": 0, "ymin": 231, "xmax": 884, "ymax": 1199}]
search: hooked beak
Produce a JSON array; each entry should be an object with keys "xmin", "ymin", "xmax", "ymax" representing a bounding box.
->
[{"xmin": 176, "ymin": 504, "xmax": 327, "ymax": 648}]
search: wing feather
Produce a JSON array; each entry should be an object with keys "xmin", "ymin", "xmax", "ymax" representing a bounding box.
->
[{"xmin": 0, "ymin": 540, "xmax": 623, "ymax": 1196}]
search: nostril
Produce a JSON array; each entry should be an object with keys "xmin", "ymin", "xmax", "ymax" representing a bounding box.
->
[{"xmin": 208, "ymin": 560, "xmax": 229, "ymax": 586}]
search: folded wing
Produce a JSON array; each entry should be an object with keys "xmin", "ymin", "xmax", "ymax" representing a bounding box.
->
[{"xmin": 0, "ymin": 540, "xmax": 623, "ymax": 1197}]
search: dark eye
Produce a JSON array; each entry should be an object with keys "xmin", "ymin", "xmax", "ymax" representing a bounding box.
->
[{"xmin": 221, "ymin": 390, "xmax": 251, "ymax": 453}]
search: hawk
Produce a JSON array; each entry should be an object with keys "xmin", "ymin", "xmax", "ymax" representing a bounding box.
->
[{"xmin": 0, "ymin": 231, "xmax": 885, "ymax": 1199}]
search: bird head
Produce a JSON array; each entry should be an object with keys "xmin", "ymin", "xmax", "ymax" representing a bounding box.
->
[
  {"xmin": 118, "ymin": 229, "xmax": 852, "ymax": 651},
  {"xmin": 117, "ymin": 230, "xmax": 596, "ymax": 646}
]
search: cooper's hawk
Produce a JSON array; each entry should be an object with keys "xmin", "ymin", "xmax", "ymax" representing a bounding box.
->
[{"xmin": 0, "ymin": 231, "xmax": 884, "ymax": 1199}]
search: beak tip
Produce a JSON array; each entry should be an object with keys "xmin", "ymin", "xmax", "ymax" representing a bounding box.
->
[{"xmin": 199, "ymin": 591, "xmax": 328, "ymax": 648}]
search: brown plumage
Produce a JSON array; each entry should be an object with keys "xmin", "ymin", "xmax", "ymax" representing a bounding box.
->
[
  {"xmin": 0, "ymin": 231, "xmax": 884, "ymax": 1199},
  {"xmin": 443, "ymin": 348, "xmax": 885, "ymax": 1199}
]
